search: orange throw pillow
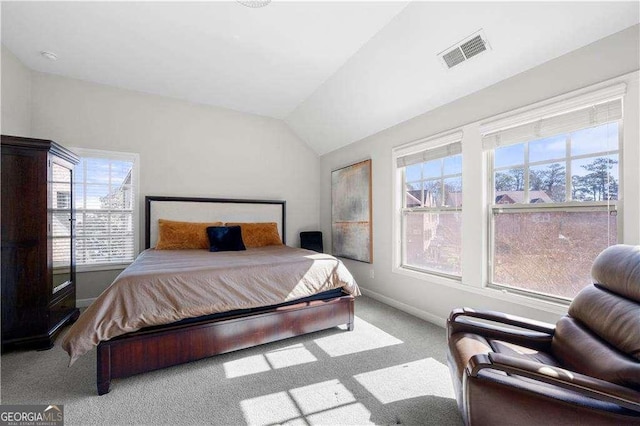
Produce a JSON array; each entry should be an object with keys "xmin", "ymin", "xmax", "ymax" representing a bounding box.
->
[
  {"xmin": 155, "ymin": 219, "xmax": 223, "ymax": 250},
  {"xmin": 225, "ymin": 222, "xmax": 282, "ymax": 248}
]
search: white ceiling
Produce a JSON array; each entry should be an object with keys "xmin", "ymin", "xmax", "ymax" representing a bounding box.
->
[{"xmin": 2, "ymin": 2, "xmax": 639, "ymax": 155}]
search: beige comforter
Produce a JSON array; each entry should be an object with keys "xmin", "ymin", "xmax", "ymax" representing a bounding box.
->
[{"xmin": 62, "ymin": 246, "xmax": 360, "ymax": 365}]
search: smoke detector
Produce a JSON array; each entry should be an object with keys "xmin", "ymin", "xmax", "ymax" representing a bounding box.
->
[
  {"xmin": 237, "ymin": 0, "xmax": 271, "ymax": 8},
  {"xmin": 438, "ymin": 30, "xmax": 490, "ymax": 69},
  {"xmin": 40, "ymin": 51, "xmax": 59, "ymax": 61}
]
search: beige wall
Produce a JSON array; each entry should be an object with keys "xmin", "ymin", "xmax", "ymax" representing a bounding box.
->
[
  {"xmin": 25, "ymin": 73, "xmax": 321, "ymax": 300},
  {"xmin": 3, "ymin": 25, "xmax": 639, "ymax": 313},
  {"xmin": 1, "ymin": 45, "xmax": 31, "ymax": 136},
  {"xmin": 320, "ymin": 25, "xmax": 640, "ymax": 325}
]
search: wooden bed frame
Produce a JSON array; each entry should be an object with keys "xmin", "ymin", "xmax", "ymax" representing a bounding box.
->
[{"xmin": 96, "ymin": 196, "xmax": 355, "ymax": 395}]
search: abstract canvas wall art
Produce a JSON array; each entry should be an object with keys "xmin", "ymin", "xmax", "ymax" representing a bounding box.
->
[{"xmin": 331, "ymin": 159, "xmax": 372, "ymax": 263}]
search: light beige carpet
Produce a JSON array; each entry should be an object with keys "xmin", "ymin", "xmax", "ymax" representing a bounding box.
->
[{"xmin": 0, "ymin": 296, "xmax": 462, "ymax": 425}]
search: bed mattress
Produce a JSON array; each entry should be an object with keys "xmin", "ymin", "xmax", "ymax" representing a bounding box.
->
[{"xmin": 62, "ymin": 245, "xmax": 359, "ymax": 364}]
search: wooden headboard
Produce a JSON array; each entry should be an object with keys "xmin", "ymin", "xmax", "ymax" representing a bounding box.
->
[{"xmin": 145, "ymin": 196, "xmax": 286, "ymax": 249}]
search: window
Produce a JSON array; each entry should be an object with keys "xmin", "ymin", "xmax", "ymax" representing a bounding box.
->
[
  {"xmin": 484, "ymin": 89, "xmax": 623, "ymax": 300},
  {"xmin": 395, "ymin": 132, "xmax": 463, "ymax": 278},
  {"xmin": 73, "ymin": 149, "xmax": 139, "ymax": 268}
]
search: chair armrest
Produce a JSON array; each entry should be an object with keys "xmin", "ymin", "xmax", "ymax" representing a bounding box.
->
[
  {"xmin": 466, "ymin": 352, "xmax": 640, "ymax": 413},
  {"xmin": 449, "ymin": 307, "xmax": 556, "ymax": 334}
]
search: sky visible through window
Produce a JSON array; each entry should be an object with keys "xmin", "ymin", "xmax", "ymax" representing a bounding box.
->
[
  {"xmin": 405, "ymin": 154, "xmax": 462, "ymax": 209},
  {"xmin": 495, "ymin": 124, "xmax": 618, "ymax": 168},
  {"xmin": 75, "ymin": 158, "xmax": 133, "ymax": 209},
  {"xmin": 494, "ymin": 122, "xmax": 619, "ymax": 203}
]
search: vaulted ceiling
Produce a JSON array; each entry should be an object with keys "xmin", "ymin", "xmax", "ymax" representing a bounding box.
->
[{"xmin": 2, "ymin": 2, "xmax": 638, "ymax": 155}]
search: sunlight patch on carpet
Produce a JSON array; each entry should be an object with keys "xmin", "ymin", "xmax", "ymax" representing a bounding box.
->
[
  {"xmin": 224, "ymin": 354, "xmax": 271, "ymax": 378},
  {"xmin": 224, "ymin": 344, "xmax": 317, "ymax": 378},
  {"xmin": 313, "ymin": 316, "xmax": 403, "ymax": 357},
  {"xmin": 241, "ymin": 391, "xmax": 300, "ymax": 425},
  {"xmin": 289, "ymin": 379, "xmax": 356, "ymax": 414},
  {"xmin": 266, "ymin": 343, "xmax": 317, "ymax": 369},
  {"xmin": 241, "ymin": 379, "xmax": 372, "ymax": 425},
  {"xmin": 354, "ymin": 358, "xmax": 455, "ymax": 404}
]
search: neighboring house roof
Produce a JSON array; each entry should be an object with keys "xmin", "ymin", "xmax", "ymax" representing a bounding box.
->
[
  {"xmin": 406, "ymin": 190, "xmax": 421, "ymax": 207},
  {"xmin": 409, "ymin": 189, "xmax": 552, "ymax": 206},
  {"xmin": 495, "ymin": 194, "xmax": 516, "ymax": 204},
  {"xmin": 405, "ymin": 189, "xmax": 463, "ymax": 207},
  {"xmin": 99, "ymin": 168, "xmax": 133, "ymax": 208},
  {"xmin": 495, "ymin": 190, "xmax": 553, "ymax": 204}
]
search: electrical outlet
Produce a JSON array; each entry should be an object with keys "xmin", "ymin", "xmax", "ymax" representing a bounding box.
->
[{"xmin": 369, "ymin": 269, "xmax": 375, "ymax": 279}]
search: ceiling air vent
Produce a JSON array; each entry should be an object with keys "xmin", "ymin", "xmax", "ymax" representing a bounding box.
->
[{"xmin": 438, "ymin": 30, "xmax": 490, "ymax": 69}]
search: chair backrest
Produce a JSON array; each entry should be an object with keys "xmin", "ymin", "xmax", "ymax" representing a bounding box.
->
[{"xmin": 551, "ymin": 245, "xmax": 640, "ymax": 390}]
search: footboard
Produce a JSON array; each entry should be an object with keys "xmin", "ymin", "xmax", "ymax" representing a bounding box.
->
[{"xmin": 97, "ymin": 294, "xmax": 354, "ymax": 395}]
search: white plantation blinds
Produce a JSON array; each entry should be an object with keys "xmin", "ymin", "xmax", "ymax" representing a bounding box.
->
[
  {"xmin": 481, "ymin": 83, "xmax": 625, "ymax": 150},
  {"xmin": 73, "ymin": 149, "xmax": 138, "ymax": 266}
]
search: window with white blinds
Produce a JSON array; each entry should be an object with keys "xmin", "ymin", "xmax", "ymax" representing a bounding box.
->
[
  {"xmin": 72, "ymin": 149, "xmax": 139, "ymax": 267},
  {"xmin": 394, "ymin": 131, "xmax": 463, "ymax": 278},
  {"xmin": 483, "ymin": 83, "xmax": 624, "ymax": 300}
]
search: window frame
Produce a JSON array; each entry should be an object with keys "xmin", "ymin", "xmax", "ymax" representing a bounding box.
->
[
  {"xmin": 70, "ymin": 147, "xmax": 140, "ymax": 272},
  {"xmin": 393, "ymin": 130, "xmax": 464, "ymax": 281},
  {"xmin": 388, "ymin": 73, "xmax": 637, "ymax": 315},
  {"xmin": 483, "ymin": 91, "xmax": 624, "ymax": 302}
]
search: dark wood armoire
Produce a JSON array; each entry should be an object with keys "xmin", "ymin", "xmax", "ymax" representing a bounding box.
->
[{"xmin": 1, "ymin": 135, "xmax": 80, "ymax": 351}]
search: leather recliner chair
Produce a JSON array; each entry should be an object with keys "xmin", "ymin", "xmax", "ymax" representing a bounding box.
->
[{"xmin": 447, "ymin": 244, "xmax": 640, "ymax": 425}]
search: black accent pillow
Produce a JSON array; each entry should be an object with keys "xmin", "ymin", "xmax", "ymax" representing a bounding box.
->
[{"xmin": 206, "ymin": 226, "xmax": 246, "ymax": 252}]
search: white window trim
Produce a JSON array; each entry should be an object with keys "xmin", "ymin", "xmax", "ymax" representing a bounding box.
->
[
  {"xmin": 392, "ymin": 129, "xmax": 464, "ymax": 280},
  {"xmin": 484, "ymin": 84, "xmax": 624, "ymax": 301},
  {"xmin": 70, "ymin": 147, "xmax": 140, "ymax": 273},
  {"xmin": 390, "ymin": 70, "xmax": 639, "ymax": 314}
]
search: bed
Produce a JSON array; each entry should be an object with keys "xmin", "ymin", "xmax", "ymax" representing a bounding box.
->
[{"xmin": 62, "ymin": 196, "xmax": 359, "ymax": 395}]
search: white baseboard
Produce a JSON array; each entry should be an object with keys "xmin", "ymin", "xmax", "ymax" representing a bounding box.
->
[
  {"xmin": 77, "ymin": 298, "xmax": 96, "ymax": 308},
  {"xmin": 360, "ymin": 288, "xmax": 447, "ymax": 328}
]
